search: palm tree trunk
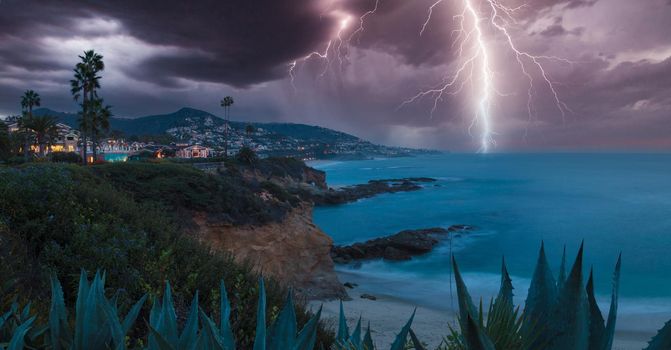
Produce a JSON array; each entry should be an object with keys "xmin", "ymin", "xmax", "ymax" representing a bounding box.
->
[
  {"xmin": 92, "ymin": 131, "xmax": 97, "ymax": 164},
  {"xmin": 23, "ymin": 106, "xmax": 31, "ymax": 160}
]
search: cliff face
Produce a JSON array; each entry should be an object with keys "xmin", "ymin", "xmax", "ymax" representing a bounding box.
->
[{"xmin": 193, "ymin": 205, "xmax": 346, "ymax": 299}]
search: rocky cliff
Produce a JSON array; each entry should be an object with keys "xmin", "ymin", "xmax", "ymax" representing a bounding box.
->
[{"xmin": 193, "ymin": 205, "xmax": 346, "ymax": 299}]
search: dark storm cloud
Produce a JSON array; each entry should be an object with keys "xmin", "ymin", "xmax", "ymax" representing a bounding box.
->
[
  {"xmin": 0, "ymin": 0, "xmax": 670, "ymax": 150},
  {"xmin": 0, "ymin": 0, "xmax": 335, "ymax": 88}
]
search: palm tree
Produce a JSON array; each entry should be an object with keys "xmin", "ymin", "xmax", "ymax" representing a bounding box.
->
[
  {"xmin": 88, "ymin": 98, "xmax": 112, "ymax": 163},
  {"xmin": 220, "ymin": 96, "xmax": 234, "ymax": 157},
  {"xmin": 70, "ymin": 50, "xmax": 104, "ymax": 165},
  {"xmin": 19, "ymin": 90, "xmax": 40, "ymax": 160},
  {"xmin": 25, "ymin": 115, "xmax": 57, "ymax": 156},
  {"xmin": 244, "ymin": 124, "xmax": 255, "ymax": 147}
]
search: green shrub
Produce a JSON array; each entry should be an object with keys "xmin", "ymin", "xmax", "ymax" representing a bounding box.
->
[
  {"xmin": 0, "ymin": 164, "xmax": 328, "ymax": 348},
  {"xmin": 50, "ymin": 152, "xmax": 82, "ymax": 164}
]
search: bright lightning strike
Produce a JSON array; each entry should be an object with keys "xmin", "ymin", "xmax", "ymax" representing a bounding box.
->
[
  {"xmin": 289, "ymin": 13, "xmax": 351, "ymax": 90},
  {"xmin": 403, "ymin": 0, "xmax": 572, "ymax": 152}
]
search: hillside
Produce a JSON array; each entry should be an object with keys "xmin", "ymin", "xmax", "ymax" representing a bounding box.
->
[{"xmin": 33, "ymin": 107, "xmax": 438, "ymax": 159}]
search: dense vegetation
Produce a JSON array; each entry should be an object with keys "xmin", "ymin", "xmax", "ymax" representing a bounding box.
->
[{"xmin": 0, "ymin": 162, "xmax": 330, "ymax": 348}]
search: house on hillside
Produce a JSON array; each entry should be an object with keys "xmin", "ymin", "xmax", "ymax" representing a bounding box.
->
[{"xmin": 176, "ymin": 145, "xmax": 211, "ymax": 159}]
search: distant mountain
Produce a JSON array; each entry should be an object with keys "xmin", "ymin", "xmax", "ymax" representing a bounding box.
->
[{"xmin": 33, "ymin": 107, "xmax": 438, "ymax": 159}]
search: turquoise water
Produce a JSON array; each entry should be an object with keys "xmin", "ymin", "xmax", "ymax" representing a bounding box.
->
[
  {"xmin": 312, "ymin": 154, "xmax": 671, "ymax": 321},
  {"xmin": 103, "ymin": 153, "xmax": 129, "ymax": 162}
]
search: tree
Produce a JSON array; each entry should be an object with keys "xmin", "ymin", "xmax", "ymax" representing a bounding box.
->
[
  {"xmin": 88, "ymin": 98, "xmax": 112, "ymax": 163},
  {"xmin": 70, "ymin": 50, "xmax": 104, "ymax": 165},
  {"xmin": 220, "ymin": 96, "xmax": 234, "ymax": 157},
  {"xmin": 236, "ymin": 146, "xmax": 257, "ymax": 165},
  {"xmin": 25, "ymin": 114, "xmax": 58, "ymax": 156},
  {"xmin": 20, "ymin": 90, "xmax": 40, "ymax": 160},
  {"xmin": 245, "ymin": 124, "xmax": 255, "ymax": 146},
  {"xmin": 0, "ymin": 120, "xmax": 11, "ymax": 160}
]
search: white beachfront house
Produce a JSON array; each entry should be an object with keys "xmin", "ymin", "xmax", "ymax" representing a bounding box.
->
[{"xmin": 176, "ymin": 145, "xmax": 211, "ymax": 159}]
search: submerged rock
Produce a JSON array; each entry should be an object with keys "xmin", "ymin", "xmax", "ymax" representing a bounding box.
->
[
  {"xmin": 331, "ymin": 225, "xmax": 474, "ymax": 263},
  {"xmin": 360, "ymin": 294, "xmax": 377, "ymax": 301}
]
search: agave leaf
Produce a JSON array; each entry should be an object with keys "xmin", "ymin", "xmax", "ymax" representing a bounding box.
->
[
  {"xmin": 349, "ymin": 316, "xmax": 363, "ymax": 349},
  {"xmin": 219, "ymin": 280, "xmax": 236, "ymax": 350},
  {"xmin": 293, "ymin": 306, "xmax": 322, "ymax": 350},
  {"xmin": 74, "ymin": 270, "xmax": 90, "ymax": 349},
  {"xmin": 523, "ymin": 242, "xmax": 557, "ymax": 344},
  {"xmin": 49, "ymin": 274, "xmax": 70, "ymax": 350},
  {"xmin": 253, "ymin": 278, "xmax": 267, "ymax": 350},
  {"xmin": 363, "ymin": 322, "xmax": 374, "ymax": 350},
  {"xmin": 337, "ymin": 300, "xmax": 350, "ymax": 346},
  {"xmin": 7, "ymin": 315, "xmax": 35, "ymax": 350},
  {"xmin": 160, "ymin": 281, "xmax": 179, "ymax": 345},
  {"xmin": 586, "ymin": 269, "xmax": 605, "ymax": 350},
  {"xmin": 148, "ymin": 324, "xmax": 177, "ymax": 350},
  {"xmin": 602, "ymin": 254, "xmax": 621, "ymax": 350},
  {"xmin": 20, "ymin": 303, "xmax": 31, "ymax": 321},
  {"xmin": 493, "ymin": 257, "xmax": 514, "ymax": 314},
  {"xmin": 148, "ymin": 298, "xmax": 162, "ymax": 350},
  {"xmin": 550, "ymin": 243, "xmax": 589, "ymax": 350},
  {"xmin": 389, "ymin": 309, "xmax": 415, "ymax": 350},
  {"xmin": 463, "ymin": 314, "xmax": 496, "ymax": 350},
  {"xmin": 452, "ymin": 255, "xmax": 479, "ymax": 332},
  {"xmin": 178, "ymin": 292, "xmax": 199, "ymax": 350},
  {"xmin": 199, "ymin": 310, "xmax": 226, "ymax": 350},
  {"xmin": 645, "ymin": 319, "xmax": 671, "ymax": 350},
  {"xmin": 409, "ymin": 328, "xmax": 426, "ymax": 350},
  {"xmin": 558, "ymin": 245, "xmax": 567, "ymax": 291},
  {"xmin": 267, "ymin": 290, "xmax": 297, "ymax": 350}
]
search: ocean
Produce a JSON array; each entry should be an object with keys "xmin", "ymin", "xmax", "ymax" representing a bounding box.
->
[{"xmin": 311, "ymin": 153, "xmax": 671, "ymax": 336}]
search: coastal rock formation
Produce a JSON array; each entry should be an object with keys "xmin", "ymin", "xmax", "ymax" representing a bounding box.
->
[
  {"xmin": 331, "ymin": 225, "xmax": 474, "ymax": 263},
  {"xmin": 309, "ymin": 177, "xmax": 437, "ymax": 205},
  {"xmin": 193, "ymin": 205, "xmax": 346, "ymax": 299}
]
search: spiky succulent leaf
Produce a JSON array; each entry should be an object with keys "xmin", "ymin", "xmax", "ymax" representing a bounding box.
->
[
  {"xmin": 645, "ymin": 319, "xmax": 671, "ymax": 350},
  {"xmin": 558, "ymin": 245, "xmax": 567, "ymax": 291},
  {"xmin": 523, "ymin": 242, "xmax": 557, "ymax": 345},
  {"xmin": 178, "ymin": 292, "xmax": 199, "ymax": 350},
  {"xmin": 199, "ymin": 310, "xmax": 226, "ymax": 350},
  {"xmin": 463, "ymin": 314, "xmax": 496, "ymax": 350},
  {"xmin": 493, "ymin": 258, "xmax": 514, "ymax": 314},
  {"xmin": 253, "ymin": 278, "xmax": 267, "ymax": 350},
  {"xmin": 7, "ymin": 316, "xmax": 35, "ymax": 350},
  {"xmin": 293, "ymin": 306, "xmax": 322, "ymax": 350},
  {"xmin": 337, "ymin": 300, "xmax": 350, "ymax": 346},
  {"xmin": 602, "ymin": 254, "xmax": 621, "ymax": 350},
  {"xmin": 219, "ymin": 280, "xmax": 236, "ymax": 350},
  {"xmin": 363, "ymin": 322, "xmax": 374, "ymax": 350},
  {"xmin": 452, "ymin": 256, "xmax": 479, "ymax": 332},
  {"xmin": 349, "ymin": 316, "xmax": 363, "ymax": 349},
  {"xmin": 550, "ymin": 243, "xmax": 589, "ymax": 350},
  {"xmin": 74, "ymin": 270, "xmax": 90, "ymax": 349},
  {"xmin": 267, "ymin": 291, "xmax": 297, "ymax": 350},
  {"xmin": 389, "ymin": 309, "xmax": 415, "ymax": 350},
  {"xmin": 49, "ymin": 274, "xmax": 70, "ymax": 349},
  {"xmin": 586, "ymin": 269, "xmax": 605, "ymax": 350},
  {"xmin": 160, "ymin": 281, "xmax": 179, "ymax": 345},
  {"xmin": 148, "ymin": 325, "xmax": 176, "ymax": 350},
  {"xmin": 409, "ymin": 328, "xmax": 426, "ymax": 350}
]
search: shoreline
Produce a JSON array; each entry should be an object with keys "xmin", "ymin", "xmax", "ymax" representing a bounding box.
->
[{"xmin": 310, "ymin": 270, "xmax": 657, "ymax": 350}]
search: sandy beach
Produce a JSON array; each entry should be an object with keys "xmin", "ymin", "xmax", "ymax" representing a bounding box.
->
[{"xmin": 310, "ymin": 271, "xmax": 658, "ymax": 350}]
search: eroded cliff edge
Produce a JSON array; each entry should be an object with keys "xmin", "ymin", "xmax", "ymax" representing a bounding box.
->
[{"xmin": 193, "ymin": 205, "xmax": 345, "ymax": 299}]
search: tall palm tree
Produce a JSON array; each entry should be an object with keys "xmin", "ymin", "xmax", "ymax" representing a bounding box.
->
[
  {"xmin": 25, "ymin": 115, "xmax": 57, "ymax": 156},
  {"xmin": 88, "ymin": 98, "xmax": 112, "ymax": 163},
  {"xmin": 220, "ymin": 96, "xmax": 234, "ymax": 157},
  {"xmin": 70, "ymin": 50, "xmax": 104, "ymax": 165},
  {"xmin": 19, "ymin": 90, "xmax": 40, "ymax": 160}
]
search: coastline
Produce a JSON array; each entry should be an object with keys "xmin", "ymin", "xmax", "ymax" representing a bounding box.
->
[{"xmin": 311, "ymin": 270, "xmax": 656, "ymax": 350}]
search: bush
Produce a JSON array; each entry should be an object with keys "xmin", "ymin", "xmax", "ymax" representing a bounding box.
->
[
  {"xmin": 236, "ymin": 146, "xmax": 258, "ymax": 165},
  {"xmin": 0, "ymin": 163, "xmax": 330, "ymax": 348},
  {"xmin": 50, "ymin": 151, "xmax": 82, "ymax": 163}
]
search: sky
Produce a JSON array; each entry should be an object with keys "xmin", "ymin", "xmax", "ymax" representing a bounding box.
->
[{"xmin": 0, "ymin": 0, "xmax": 669, "ymax": 151}]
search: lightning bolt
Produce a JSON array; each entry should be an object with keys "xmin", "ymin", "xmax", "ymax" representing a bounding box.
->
[
  {"xmin": 402, "ymin": 0, "xmax": 572, "ymax": 152},
  {"xmin": 289, "ymin": 14, "xmax": 351, "ymax": 90}
]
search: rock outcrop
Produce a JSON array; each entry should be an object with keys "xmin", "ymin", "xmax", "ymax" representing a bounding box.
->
[
  {"xmin": 308, "ymin": 178, "xmax": 437, "ymax": 205},
  {"xmin": 193, "ymin": 205, "xmax": 346, "ymax": 299},
  {"xmin": 331, "ymin": 225, "xmax": 474, "ymax": 263}
]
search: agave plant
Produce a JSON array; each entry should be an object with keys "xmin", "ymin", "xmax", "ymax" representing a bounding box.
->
[
  {"xmin": 333, "ymin": 300, "xmax": 420, "ymax": 350},
  {"xmin": 443, "ymin": 243, "xmax": 632, "ymax": 350},
  {"xmin": 148, "ymin": 278, "xmax": 323, "ymax": 350}
]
